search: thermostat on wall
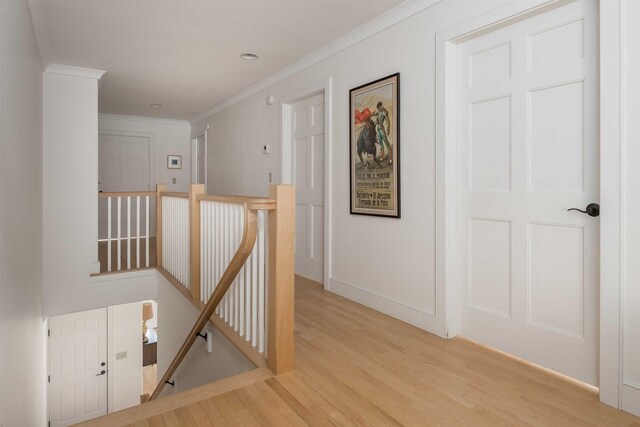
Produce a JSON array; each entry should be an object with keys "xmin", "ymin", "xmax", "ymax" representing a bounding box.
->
[{"xmin": 262, "ymin": 144, "xmax": 271, "ymax": 154}]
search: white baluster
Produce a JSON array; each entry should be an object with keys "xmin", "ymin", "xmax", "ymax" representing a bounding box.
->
[
  {"xmin": 162, "ymin": 197, "xmax": 166, "ymax": 270},
  {"xmin": 145, "ymin": 196, "xmax": 150, "ymax": 267},
  {"xmin": 215, "ymin": 202, "xmax": 221, "ymax": 315},
  {"xmin": 117, "ymin": 197, "xmax": 122, "ymax": 271},
  {"xmin": 200, "ymin": 202, "xmax": 205, "ymax": 303},
  {"xmin": 107, "ymin": 197, "xmax": 112, "ymax": 272},
  {"xmin": 251, "ymin": 222, "xmax": 258, "ymax": 348},
  {"xmin": 127, "ymin": 196, "xmax": 131, "ymax": 269},
  {"xmin": 231, "ymin": 203, "xmax": 237, "ymax": 326},
  {"xmin": 136, "ymin": 196, "xmax": 140, "ymax": 269},
  {"xmin": 258, "ymin": 210, "xmax": 265, "ymax": 354}
]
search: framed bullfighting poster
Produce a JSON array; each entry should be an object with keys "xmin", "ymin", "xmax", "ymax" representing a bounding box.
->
[{"xmin": 349, "ymin": 73, "xmax": 400, "ymax": 218}]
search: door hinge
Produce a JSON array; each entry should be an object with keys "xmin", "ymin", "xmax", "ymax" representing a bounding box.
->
[
  {"xmin": 48, "ymin": 375, "xmax": 50, "ymax": 383},
  {"xmin": 48, "ymin": 329, "xmax": 50, "ymax": 337}
]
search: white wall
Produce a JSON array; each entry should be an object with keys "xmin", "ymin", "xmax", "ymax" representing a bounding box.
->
[
  {"xmin": 99, "ymin": 114, "xmax": 191, "ymax": 192},
  {"xmin": 42, "ymin": 70, "xmax": 159, "ymax": 317},
  {"xmin": 191, "ymin": 0, "xmax": 508, "ymax": 332},
  {"xmin": 0, "ymin": 1, "xmax": 47, "ymax": 426},
  {"xmin": 156, "ymin": 273, "xmax": 253, "ymax": 395},
  {"xmin": 108, "ymin": 302, "xmax": 143, "ymax": 412}
]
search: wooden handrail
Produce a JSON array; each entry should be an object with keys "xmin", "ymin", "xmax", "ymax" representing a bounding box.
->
[
  {"xmin": 196, "ymin": 194, "xmax": 276, "ymax": 210},
  {"xmin": 149, "ymin": 203, "xmax": 258, "ymax": 400},
  {"xmin": 98, "ymin": 191, "xmax": 157, "ymax": 198},
  {"xmin": 160, "ymin": 191, "xmax": 189, "ymax": 199}
]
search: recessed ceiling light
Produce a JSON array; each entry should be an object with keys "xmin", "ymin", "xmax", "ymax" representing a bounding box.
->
[
  {"xmin": 240, "ymin": 53, "xmax": 259, "ymax": 60},
  {"xmin": 150, "ymin": 103, "xmax": 163, "ymax": 108}
]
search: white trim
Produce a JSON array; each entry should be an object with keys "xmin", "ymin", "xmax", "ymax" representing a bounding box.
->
[
  {"xmin": 45, "ymin": 64, "xmax": 106, "ymax": 80},
  {"xmin": 599, "ymin": 0, "xmax": 622, "ymax": 409},
  {"xmin": 107, "ymin": 306, "xmax": 115, "ymax": 413},
  {"xmin": 90, "ymin": 268, "xmax": 158, "ymax": 284},
  {"xmin": 98, "ymin": 129, "xmax": 156, "ymax": 192},
  {"xmin": 190, "ymin": 128, "xmax": 209, "ymax": 193},
  {"xmin": 189, "ymin": 0, "xmax": 443, "ymax": 124},
  {"xmin": 99, "ymin": 113, "xmax": 190, "ymax": 127},
  {"xmin": 329, "ymin": 279, "xmax": 437, "ymax": 333},
  {"xmin": 280, "ymin": 78, "xmax": 332, "ymax": 290}
]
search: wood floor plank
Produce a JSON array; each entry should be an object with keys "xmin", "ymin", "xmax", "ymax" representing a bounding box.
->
[
  {"xmin": 222, "ymin": 391, "xmax": 263, "ymax": 427},
  {"xmin": 145, "ymin": 416, "xmax": 167, "ymax": 427},
  {"xmin": 200, "ymin": 395, "xmax": 242, "ymax": 426},
  {"xmin": 270, "ymin": 374, "xmax": 355, "ymax": 427}
]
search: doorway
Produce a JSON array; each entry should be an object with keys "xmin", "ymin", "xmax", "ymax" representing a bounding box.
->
[
  {"xmin": 191, "ymin": 132, "xmax": 207, "ymax": 189},
  {"xmin": 442, "ymin": 0, "xmax": 599, "ymax": 386},
  {"xmin": 285, "ymin": 92, "xmax": 326, "ymax": 283}
]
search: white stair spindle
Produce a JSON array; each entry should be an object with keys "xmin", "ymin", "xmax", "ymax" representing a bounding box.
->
[
  {"xmin": 136, "ymin": 196, "xmax": 140, "ymax": 268},
  {"xmin": 127, "ymin": 196, "xmax": 131, "ymax": 269},
  {"xmin": 117, "ymin": 197, "xmax": 122, "ymax": 271},
  {"xmin": 258, "ymin": 210, "xmax": 265, "ymax": 354},
  {"xmin": 107, "ymin": 197, "xmax": 112, "ymax": 272},
  {"xmin": 145, "ymin": 196, "xmax": 150, "ymax": 267}
]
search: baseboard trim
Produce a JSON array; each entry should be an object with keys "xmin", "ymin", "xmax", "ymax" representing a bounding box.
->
[{"xmin": 328, "ymin": 278, "xmax": 437, "ymax": 333}]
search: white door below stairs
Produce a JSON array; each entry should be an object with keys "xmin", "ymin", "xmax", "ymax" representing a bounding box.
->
[{"xmin": 49, "ymin": 308, "xmax": 108, "ymax": 426}]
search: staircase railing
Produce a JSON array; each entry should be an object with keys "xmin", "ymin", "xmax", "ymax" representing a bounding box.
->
[
  {"xmin": 97, "ymin": 191, "xmax": 158, "ymax": 273},
  {"xmin": 149, "ymin": 183, "xmax": 295, "ymax": 400}
]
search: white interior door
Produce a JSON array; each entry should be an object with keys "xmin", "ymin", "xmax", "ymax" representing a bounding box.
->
[
  {"xmin": 49, "ymin": 308, "xmax": 108, "ymax": 426},
  {"xmin": 292, "ymin": 92, "xmax": 325, "ymax": 283},
  {"xmin": 98, "ymin": 133, "xmax": 150, "ymax": 192},
  {"xmin": 456, "ymin": 0, "xmax": 598, "ymax": 385},
  {"xmin": 98, "ymin": 133, "xmax": 153, "ymax": 239}
]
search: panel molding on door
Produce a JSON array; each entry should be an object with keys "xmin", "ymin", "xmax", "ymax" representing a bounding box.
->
[
  {"xmin": 49, "ymin": 308, "xmax": 108, "ymax": 426},
  {"xmin": 456, "ymin": 0, "xmax": 598, "ymax": 386},
  {"xmin": 291, "ymin": 92, "xmax": 325, "ymax": 283}
]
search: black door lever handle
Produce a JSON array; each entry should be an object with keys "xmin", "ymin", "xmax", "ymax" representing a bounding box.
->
[{"xmin": 567, "ymin": 203, "xmax": 599, "ymax": 217}]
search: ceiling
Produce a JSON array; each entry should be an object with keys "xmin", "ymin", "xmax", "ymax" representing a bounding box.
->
[{"xmin": 28, "ymin": 0, "xmax": 405, "ymax": 120}]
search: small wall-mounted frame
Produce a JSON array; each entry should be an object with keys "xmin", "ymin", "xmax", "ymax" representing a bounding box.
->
[{"xmin": 167, "ymin": 155, "xmax": 182, "ymax": 169}]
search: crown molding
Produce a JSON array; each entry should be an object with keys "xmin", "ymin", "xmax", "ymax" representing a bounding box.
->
[
  {"xmin": 190, "ymin": 0, "xmax": 443, "ymax": 124},
  {"xmin": 45, "ymin": 64, "xmax": 106, "ymax": 80},
  {"xmin": 99, "ymin": 113, "xmax": 190, "ymax": 127}
]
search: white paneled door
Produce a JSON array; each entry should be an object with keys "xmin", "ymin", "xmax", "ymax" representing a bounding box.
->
[
  {"xmin": 98, "ymin": 133, "xmax": 150, "ymax": 192},
  {"xmin": 456, "ymin": 0, "xmax": 598, "ymax": 385},
  {"xmin": 98, "ymin": 133, "xmax": 152, "ymax": 239},
  {"xmin": 49, "ymin": 308, "xmax": 108, "ymax": 426},
  {"xmin": 292, "ymin": 93, "xmax": 325, "ymax": 283}
]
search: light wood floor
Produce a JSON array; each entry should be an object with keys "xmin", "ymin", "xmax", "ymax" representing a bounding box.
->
[
  {"xmin": 89, "ymin": 277, "xmax": 640, "ymax": 426},
  {"xmin": 142, "ymin": 365, "xmax": 157, "ymax": 397}
]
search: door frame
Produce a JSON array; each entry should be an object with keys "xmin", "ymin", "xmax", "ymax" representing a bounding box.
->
[
  {"xmin": 98, "ymin": 129, "xmax": 156, "ymax": 191},
  {"xmin": 435, "ymin": 0, "xmax": 623, "ymax": 407},
  {"xmin": 191, "ymin": 125, "xmax": 209, "ymax": 192},
  {"xmin": 280, "ymin": 77, "xmax": 333, "ymax": 289}
]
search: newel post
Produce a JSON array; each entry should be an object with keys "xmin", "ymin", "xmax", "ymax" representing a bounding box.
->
[
  {"xmin": 267, "ymin": 184, "xmax": 296, "ymax": 374},
  {"xmin": 190, "ymin": 183, "xmax": 205, "ymax": 302},
  {"xmin": 155, "ymin": 184, "xmax": 167, "ymax": 268}
]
